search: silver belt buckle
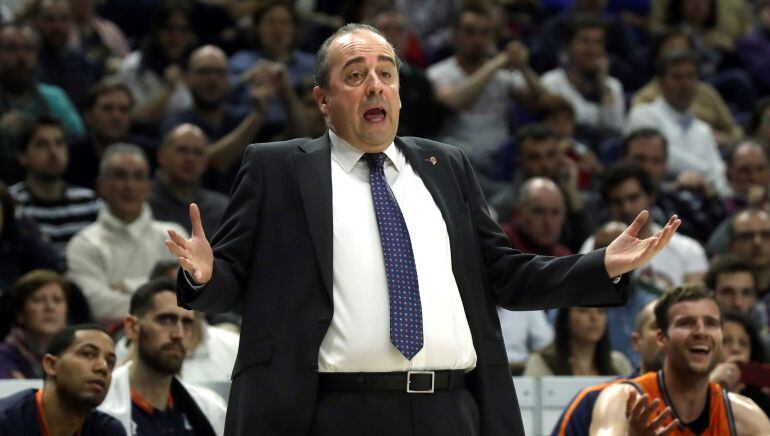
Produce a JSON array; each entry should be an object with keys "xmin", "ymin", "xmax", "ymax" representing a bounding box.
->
[{"xmin": 406, "ymin": 370, "xmax": 435, "ymax": 393}]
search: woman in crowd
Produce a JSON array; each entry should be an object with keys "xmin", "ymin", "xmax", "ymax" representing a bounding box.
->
[
  {"xmin": 0, "ymin": 270, "xmax": 68, "ymax": 379},
  {"xmin": 117, "ymin": 0, "xmax": 195, "ymax": 126},
  {"xmin": 719, "ymin": 311, "xmax": 770, "ymax": 416},
  {"xmin": 523, "ymin": 307, "xmax": 632, "ymax": 376}
]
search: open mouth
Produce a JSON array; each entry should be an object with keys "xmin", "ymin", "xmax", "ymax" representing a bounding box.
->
[
  {"xmin": 363, "ymin": 108, "xmax": 386, "ymax": 123},
  {"xmin": 689, "ymin": 345, "xmax": 711, "ymax": 356}
]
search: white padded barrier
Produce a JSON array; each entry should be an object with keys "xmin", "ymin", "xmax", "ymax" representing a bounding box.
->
[{"xmin": 0, "ymin": 379, "xmax": 42, "ymax": 398}]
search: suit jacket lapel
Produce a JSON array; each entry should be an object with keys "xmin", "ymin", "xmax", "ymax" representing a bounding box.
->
[{"xmin": 295, "ymin": 134, "xmax": 333, "ymax": 298}]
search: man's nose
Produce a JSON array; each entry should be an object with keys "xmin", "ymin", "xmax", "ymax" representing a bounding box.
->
[{"xmin": 365, "ymin": 72, "xmax": 383, "ymax": 95}]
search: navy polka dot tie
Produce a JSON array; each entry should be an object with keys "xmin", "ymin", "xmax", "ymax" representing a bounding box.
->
[{"xmin": 364, "ymin": 152, "xmax": 424, "ymax": 360}]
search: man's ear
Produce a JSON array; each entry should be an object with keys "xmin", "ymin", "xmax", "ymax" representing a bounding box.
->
[
  {"xmin": 630, "ymin": 331, "xmax": 640, "ymax": 353},
  {"xmin": 124, "ymin": 315, "xmax": 140, "ymax": 342},
  {"xmin": 313, "ymin": 86, "xmax": 329, "ymax": 117},
  {"xmin": 656, "ymin": 329, "xmax": 666, "ymax": 349},
  {"xmin": 42, "ymin": 354, "xmax": 58, "ymax": 379}
]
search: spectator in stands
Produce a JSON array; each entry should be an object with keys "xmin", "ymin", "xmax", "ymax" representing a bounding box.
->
[
  {"xmin": 622, "ymin": 128, "xmax": 725, "ymax": 243},
  {"xmin": 372, "ymin": 7, "xmax": 445, "ymax": 139},
  {"xmin": 67, "ymin": 0, "xmax": 130, "ymax": 74},
  {"xmin": 150, "ymin": 124, "xmax": 227, "ymax": 236},
  {"xmin": 728, "ymin": 209, "xmax": 770, "ymax": 294},
  {"xmin": 99, "ymin": 278, "xmax": 226, "ymax": 434},
  {"xmin": 632, "ymin": 28, "xmax": 744, "ymax": 146},
  {"xmin": 719, "ymin": 311, "xmax": 770, "ymax": 416},
  {"xmin": 67, "ymin": 80, "xmax": 154, "ymax": 191},
  {"xmin": 162, "ymin": 45, "xmax": 284, "ymax": 192},
  {"xmin": 33, "ymin": 0, "xmax": 103, "ymax": 110},
  {"xmin": 66, "ymin": 144, "xmax": 185, "ymax": 325},
  {"xmin": 657, "ymin": 0, "xmax": 748, "ymax": 56},
  {"xmin": 591, "ymin": 285, "xmax": 770, "ymax": 435},
  {"xmin": 490, "ymin": 124, "xmax": 593, "ymax": 251},
  {"xmin": 751, "ymin": 97, "xmax": 770, "ymax": 149},
  {"xmin": 501, "ymin": 177, "xmax": 571, "ymax": 256},
  {"xmin": 625, "ymin": 51, "xmax": 730, "ymax": 196},
  {"xmin": 0, "ymin": 23, "xmax": 84, "ymax": 184},
  {"xmin": 0, "ymin": 270, "xmax": 67, "ymax": 379},
  {"xmin": 737, "ymin": 0, "xmax": 770, "ymax": 96},
  {"xmin": 9, "ymin": 118, "xmax": 100, "ymax": 255},
  {"xmin": 497, "ymin": 307, "xmax": 554, "ymax": 375},
  {"xmin": 551, "ymin": 299, "xmax": 662, "ymax": 436},
  {"xmin": 229, "ymin": 1, "xmax": 314, "ymax": 129},
  {"xmin": 581, "ymin": 162, "xmax": 708, "ymax": 287},
  {"xmin": 427, "ymin": 4, "xmax": 542, "ymax": 170},
  {"xmin": 523, "ymin": 307, "xmax": 633, "ymax": 376},
  {"xmin": 722, "ymin": 140, "xmax": 770, "ymax": 215},
  {"xmin": 295, "ymin": 77, "xmax": 328, "ymax": 138},
  {"xmin": 0, "ymin": 324, "xmax": 124, "ymax": 435},
  {"xmin": 117, "ymin": 0, "xmax": 194, "ymax": 125},
  {"xmin": 0, "ymin": 182, "xmax": 62, "ymax": 293},
  {"xmin": 541, "ymin": 16, "xmax": 625, "ymax": 137}
]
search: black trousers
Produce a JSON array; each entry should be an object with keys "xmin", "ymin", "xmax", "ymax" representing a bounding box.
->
[{"xmin": 309, "ymin": 388, "xmax": 480, "ymax": 436}]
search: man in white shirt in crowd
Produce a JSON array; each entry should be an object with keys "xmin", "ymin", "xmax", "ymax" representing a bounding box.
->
[
  {"xmin": 625, "ymin": 51, "xmax": 730, "ymax": 197},
  {"xmin": 581, "ymin": 162, "xmax": 708, "ymax": 288},
  {"xmin": 426, "ymin": 4, "xmax": 542, "ymax": 171},
  {"xmin": 66, "ymin": 143, "xmax": 185, "ymax": 326}
]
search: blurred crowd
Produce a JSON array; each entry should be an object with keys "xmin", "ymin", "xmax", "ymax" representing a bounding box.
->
[{"xmin": 1, "ymin": 0, "xmax": 770, "ymax": 431}]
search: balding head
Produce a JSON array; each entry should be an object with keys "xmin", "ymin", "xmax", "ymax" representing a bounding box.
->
[
  {"xmin": 727, "ymin": 140, "xmax": 769, "ymax": 196},
  {"xmin": 729, "ymin": 208, "xmax": 770, "ymax": 269},
  {"xmin": 515, "ymin": 178, "xmax": 566, "ymax": 248},
  {"xmin": 158, "ymin": 124, "xmax": 209, "ymax": 186},
  {"xmin": 593, "ymin": 221, "xmax": 627, "ymax": 249},
  {"xmin": 187, "ymin": 45, "xmax": 229, "ymax": 110}
]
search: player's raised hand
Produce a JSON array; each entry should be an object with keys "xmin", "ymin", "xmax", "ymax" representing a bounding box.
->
[{"xmin": 165, "ymin": 203, "xmax": 213, "ymax": 285}]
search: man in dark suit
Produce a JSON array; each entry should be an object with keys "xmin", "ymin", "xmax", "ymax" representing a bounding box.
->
[{"xmin": 166, "ymin": 23, "xmax": 681, "ymax": 436}]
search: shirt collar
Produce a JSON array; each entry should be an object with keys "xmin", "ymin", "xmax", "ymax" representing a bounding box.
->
[
  {"xmin": 328, "ymin": 130, "xmax": 403, "ymax": 173},
  {"xmin": 655, "ymin": 96, "xmax": 694, "ymax": 130}
]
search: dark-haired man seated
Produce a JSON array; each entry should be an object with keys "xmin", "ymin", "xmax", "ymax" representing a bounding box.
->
[{"xmin": 0, "ymin": 324, "xmax": 125, "ymax": 435}]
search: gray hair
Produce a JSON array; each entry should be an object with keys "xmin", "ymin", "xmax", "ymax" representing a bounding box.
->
[
  {"xmin": 313, "ymin": 23, "xmax": 402, "ymax": 89},
  {"xmin": 98, "ymin": 143, "xmax": 149, "ymax": 177}
]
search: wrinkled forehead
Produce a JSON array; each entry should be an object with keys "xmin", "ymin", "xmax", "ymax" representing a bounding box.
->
[
  {"xmin": 70, "ymin": 329, "xmax": 115, "ymax": 354},
  {"xmin": 329, "ymin": 31, "xmax": 396, "ymax": 67},
  {"xmin": 668, "ymin": 299, "xmax": 721, "ymax": 322}
]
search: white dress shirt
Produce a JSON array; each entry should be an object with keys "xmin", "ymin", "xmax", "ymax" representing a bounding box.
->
[
  {"xmin": 625, "ymin": 96, "xmax": 729, "ymax": 196},
  {"xmin": 541, "ymin": 68, "xmax": 625, "ymax": 132},
  {"xmin": 318, "ymin": 131, "xmax": 477, "ymax": 373}
]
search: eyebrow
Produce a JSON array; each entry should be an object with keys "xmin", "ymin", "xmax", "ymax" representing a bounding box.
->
[{"xmin": 341, "ymin": 55, "xmax": 397, "ymax": 70}]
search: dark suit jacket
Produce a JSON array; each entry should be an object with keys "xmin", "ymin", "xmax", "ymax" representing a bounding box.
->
[{"xmin": 177, "ymin": 133, "xmax": 629, "ymax": 435}]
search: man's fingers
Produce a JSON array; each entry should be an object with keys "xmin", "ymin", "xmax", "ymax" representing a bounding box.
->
[
  {"xmin": 190, "ymin": 203, "xmax": 206, "ymax": 239},
  {"xmin": 657, "ymin": 417, "xmax": 679, "ymax": 436},
  {"xmin": 649, "ymin": 406, "xmax": 672, "ymax": 429},
  {"xmin": 626, "ymin": 389, "xmax": 638, "ymax": 417},
  {"xmin": 626, "ymin": 210, "xmax": 649, "ymax": 238},
  {"xmin": 631, "ymin": 393, "xmax": 649, "ymax": 419},
  {"xmin": 168, "ymin": 229, "xmax": 189, "ymax": 248},
  {"xmin": 179, "ymin": 256, "xmax": 197, "ymax": 273},
  {"xmin": 639, "ymin": 398, "xmax": 660, "ymax": 423},
  {"xmin": 165, "ymin": 240, "xmax": 186, "ymax": 259}
]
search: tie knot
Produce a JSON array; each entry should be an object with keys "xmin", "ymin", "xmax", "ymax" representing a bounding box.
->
[{"xmin": 364, "ymin": 152, "xmax": 387, "ymax": 171}]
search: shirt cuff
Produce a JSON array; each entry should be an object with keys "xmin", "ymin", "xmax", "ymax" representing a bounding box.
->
[
  {"xmin": 611, "ymin": 275, "xmax": 622, "ymax": 285},
  {"xmin": 183, "ymin": 270, "xmax": 206, "ymax": 291}
]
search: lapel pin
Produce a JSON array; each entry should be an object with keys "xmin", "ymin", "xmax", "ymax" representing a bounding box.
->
[{"xmin": 425, "ymin": 156, "xmax": 438, "ymax": 165}]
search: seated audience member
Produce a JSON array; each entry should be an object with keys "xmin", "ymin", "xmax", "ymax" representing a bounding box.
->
[
  {"xmin": 0, "ymin": 270, "xmax": 67, "ymax": 379},
  {"xmin": 33, "ymin": 0, "xmax": 103, "ymax": 110},
  {"xmin": 633, "ymin": 28, "xmax": 744, "ymax": 146},
  {"xmin": 551, "ymin": 299, "xmax": 662, "ymax": 436},
  {"xmin": 100, "ymin": 278, "xmax": 226, "ymax": 435},
  {"xmin": 622, "ymin": 128, "xmax": 725, "ymax": 243},
  {"xmin": 295, "ymin": 77, "xmax": 328, "ymax": 139},
  {"xmin": 427, "ymin": 4, "xmax": 542, "ymax": 170},
  {"xmin": 490, "ymin": 124, "xmax": 593, "ymax": 251},
  {"xmin": 150, "ymin": 124, "xmax": 228, "ymax": 236},
  {"xmin": 524, "ymin": 307, "xmax": 632, "ymax": 377},
  {"xmin": 66, "ymin": 144, "xmax": 185, "ymax": 325},
  {"xmin": 68, "ymin": 80, "xmax": 154, "ymax": 191},
  {"xmin": 582, "ymin": 162, "xmax": 708, "ymax": 287},
  {"xmin": 67, "ymin": 0, "xmax": 130, "ymax": 73},
  {"xmin": 625, "ymin": 51, "xmax": 730, "ymax": 196},
  {"xmin": 228, "ymin": 1, "xmax": 314, "ymax": 129},
  {"xmin": 372, "ymin": 7, "xmax": 446, "ymax": 139},
  {"xmin": 737, "ymin": 0, "xmax": 770, "ymax": 95},
  {"xmin": 117, "ymin": 0, "xmax": 195, "ymax": 125},
  {"xmin": 722, "ymin": 140, "xmax": 770, "ymax": 215},
  {"xmin": 541, "ymin": 15, "xmax": 625, "ymax": 136},
  {"xmin": 10, "ymin": 117, "xmax": 100, "ymax": 256},
  {"xmin": 497, "ymin": 308, "xmax": 554, "ymax": 375},
  {"xmin": 162, "ymin": 45, "xmax": 284, "ymax": 192},
  {"xmin": 727, "ymin": 209, "xmax": 770, "ymax": 294},
  {"xmin": 0, "ymin": 23, "xmax": 84, "ymax": 184},
  {"xmin": 0, "ymin": 324, "xmax": 125, "ymax": 435},
  {"xmin": 590, "ymin": 286, "xmax": 770, "ymax": 435},
  {"xmin": 719, "ymin": 312, "xmax": 770, "ymax": 416},
  {"xmin": 501, "ymin": 177, "xmax": 571, "ymax": 256},
  {"xmin": 705, "ymin": 255, "xmax": 770, "ymax": 352},
  {"xmin": 0, "ymin": 182, "xmax": 62, "ymax": 292}
]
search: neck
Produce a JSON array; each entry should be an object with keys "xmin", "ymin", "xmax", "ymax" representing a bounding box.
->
[
  {"xmin": 109, "ymin": 206, "xmax": 143, "ymax": 224},
  {"xmin": 159, "ymin": 170, "xmax": 198, "ymax": 202},
  {"xmin": 193, "ymin": 104, "xmax": 224, "ymax": 126},
  {"xmin": 264, "ymin": 48, "xmax": 289, "ymax": 63},
  {"xmin": 456, "ymin": 55, "xmax": 484, "ymax": 74},
  {"xmin": 569, "ymin": 340, "xmax": 598, "ymax": 375},
  {"xmin": 129, "ymin": 360, "xmax": 174, "ymax": 411},
  {"xmin": 41, "ymin": 385, "xmax": 88, "ymax": 436},
  {"xmin": 662, "ymin": 362, "xmax": 710, "ymax": 423},
  {"xmin": 756, "ymin": 268, "xmax": 770, "ymax": 291},
  {"xmin": 26, "ymin": 175, "xmax": 63, "ymax": 201}
]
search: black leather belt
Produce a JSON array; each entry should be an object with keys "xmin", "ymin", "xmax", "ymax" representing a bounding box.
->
[{"xmin": 318, "ymin": 370, "xmax": 466, "ymax": 394}]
